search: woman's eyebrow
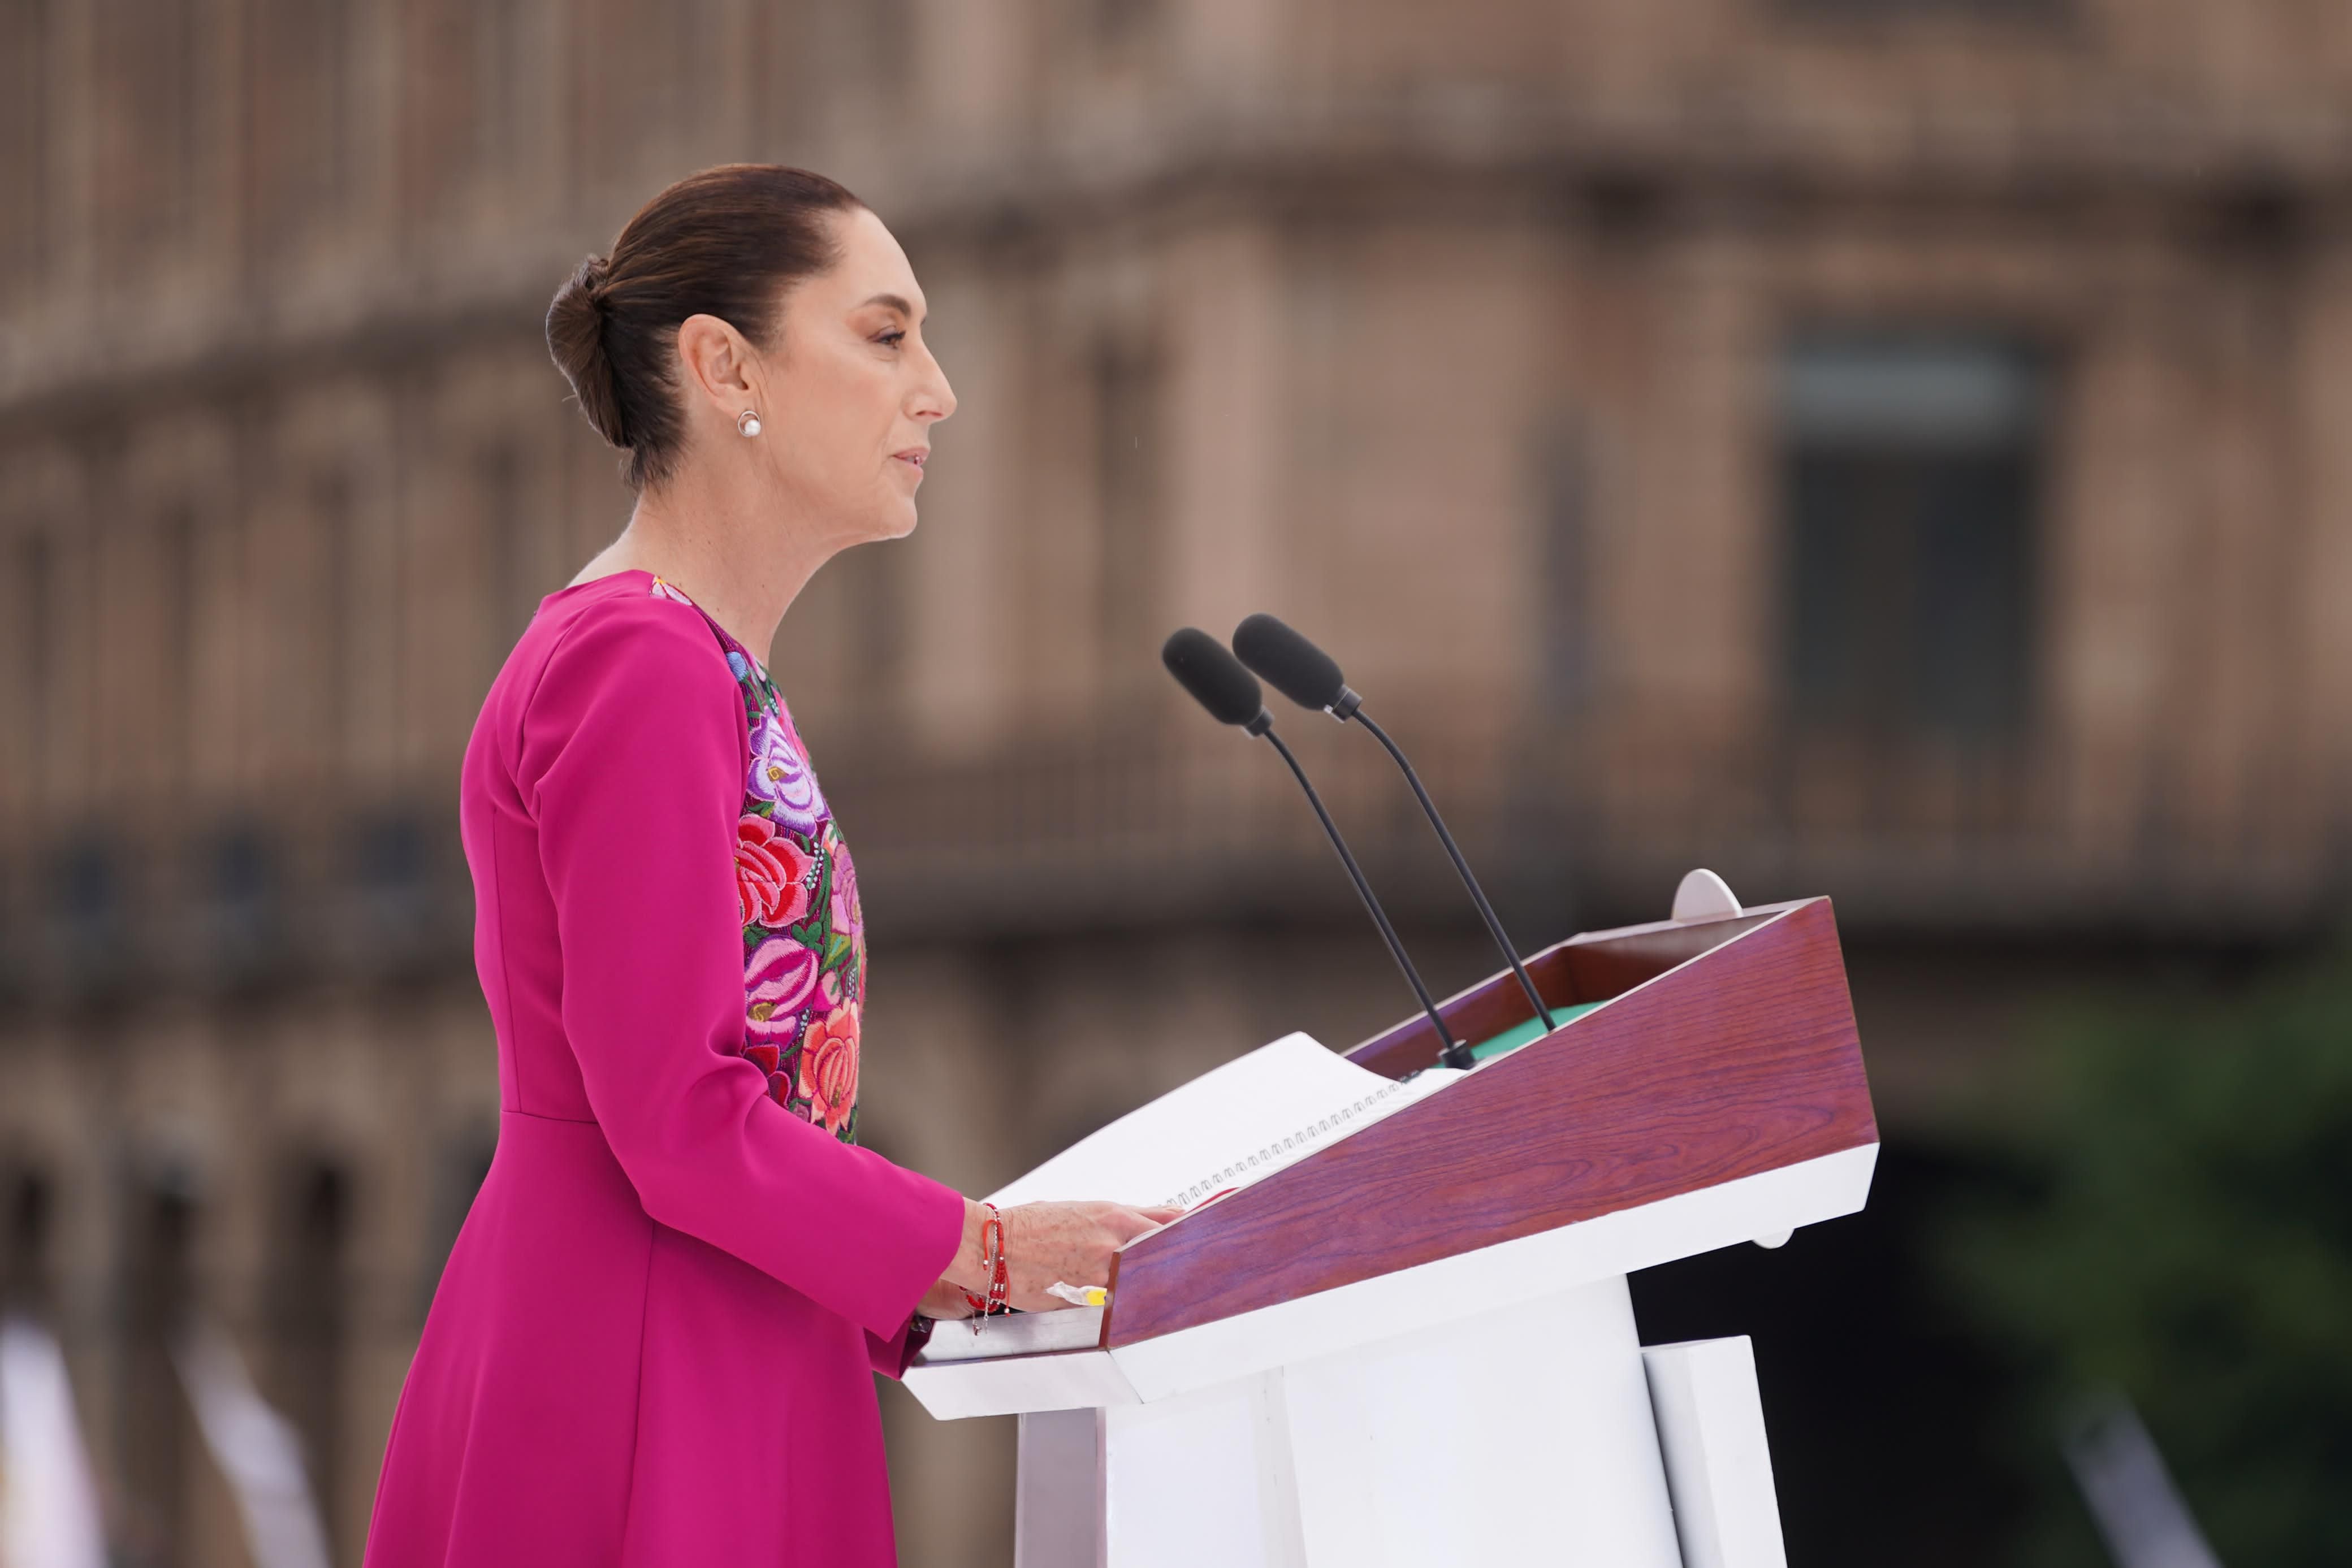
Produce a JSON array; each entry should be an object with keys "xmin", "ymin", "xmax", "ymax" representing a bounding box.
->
[{"xmin": 858, "ymin": 292, "xmax": 919, "ymax": 320}]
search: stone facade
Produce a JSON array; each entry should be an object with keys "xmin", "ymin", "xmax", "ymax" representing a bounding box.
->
[{"xmin": 3, "ymin": 2, "xmax": 2351, "ymax": 1564}]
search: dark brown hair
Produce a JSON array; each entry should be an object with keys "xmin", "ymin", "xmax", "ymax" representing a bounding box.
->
[{"xmin": 546, "ymin": 164, "xmax": 865, "ymax": 490}]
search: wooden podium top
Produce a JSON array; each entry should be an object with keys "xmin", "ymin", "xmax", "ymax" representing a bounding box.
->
[{"xmin": 1098, "ymin": 896, "xmax": 1875, "ymax": 1349}]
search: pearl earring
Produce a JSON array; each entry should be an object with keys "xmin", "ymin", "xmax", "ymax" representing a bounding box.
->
[{"xmin": 736, "ymin": 409, "xmax": 762, "ymax": 438}]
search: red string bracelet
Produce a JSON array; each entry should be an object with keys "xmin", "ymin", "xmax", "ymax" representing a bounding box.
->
[{"xmin": 963, "ymin": 1202, "xmax": 1010, "ymax": 1321}]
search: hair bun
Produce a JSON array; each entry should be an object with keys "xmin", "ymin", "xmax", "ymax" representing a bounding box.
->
[
  {"xmin": 546, "ymin": 253, "xmax": 630, "ymax": 450},
  {"xmin": 543, "ymin": 166, "xmax": 865, "ymax": 489}
]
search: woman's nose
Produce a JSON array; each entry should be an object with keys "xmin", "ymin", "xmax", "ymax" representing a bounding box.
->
[{"xmin": 915, "ymin": 347, "xmax": 956, "ymax": 422}]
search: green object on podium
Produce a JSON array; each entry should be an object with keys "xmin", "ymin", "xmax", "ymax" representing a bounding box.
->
[{"xmin": 1469, "ymin": 1002, "xmax": 1603, "ymax": 1062}]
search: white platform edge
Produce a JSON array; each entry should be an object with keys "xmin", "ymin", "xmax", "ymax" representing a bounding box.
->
[
  {"xmin": 906, "ymin": 1344, "xmax": 1142, "ymax": 1423},
  {"xmin": 1642, "ymin": 1336, "xmax": 1789, "ymax": 1568},
  {"xmin": 907, "ymin": 1141, "xmax": 1878, "ymax": 1420}
]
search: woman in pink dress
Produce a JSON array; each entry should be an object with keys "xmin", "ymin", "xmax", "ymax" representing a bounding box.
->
[{"xmin": 361, "ymin": 166, "xmax": 1177, "ymax": 1567}]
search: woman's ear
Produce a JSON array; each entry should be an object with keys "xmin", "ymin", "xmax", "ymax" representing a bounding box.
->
[{"xmin": 675, "ymin": 313, "xmax": 758, "ymax": 417}]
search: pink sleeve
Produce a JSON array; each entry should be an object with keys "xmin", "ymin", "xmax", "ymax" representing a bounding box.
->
[
  {"xmin": 866, "ymin": 1319, "xmax": 928, "ymax": 1380},
  {"xmin": 520, "ymin": 598, "xmax": 965, "ymax": 1341}
]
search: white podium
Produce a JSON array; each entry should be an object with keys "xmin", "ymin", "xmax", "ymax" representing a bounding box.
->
[{"xmin": 907, "ymin": 881, "xmax": 1876, "ymax": 1568}]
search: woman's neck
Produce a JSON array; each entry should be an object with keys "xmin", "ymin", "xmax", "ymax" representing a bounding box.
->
[{"xmin": 570, "ymin": 467, "xmax": 832, "ymax": 658}]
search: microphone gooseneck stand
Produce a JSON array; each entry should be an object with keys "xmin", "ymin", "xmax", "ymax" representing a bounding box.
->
[
  {"xmin": 1348, "ymin": 704, "xmax": 1556, "ymax": 1036},
  {"xmin": 1232, "ymin": 613, "xmax": 1555, "ymax": 1040},
  {"xmin": 1258, "ymin": 724, "xmax": 1465, "ymax": 1067},
  {"xmin": 1161, "ymin": 627, "xmax": 1472, "ymax": 1071}
]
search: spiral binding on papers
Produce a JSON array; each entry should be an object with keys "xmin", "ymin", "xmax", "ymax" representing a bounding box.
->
[{"xmin": 1163, "ymin": 1075, "xmax": 1426, "ymax": 1209}]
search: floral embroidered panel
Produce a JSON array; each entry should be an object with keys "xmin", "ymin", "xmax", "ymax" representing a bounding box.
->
[{"xmin": 653, "ymin": 575, "xmax": 864, "ymax": 1142}]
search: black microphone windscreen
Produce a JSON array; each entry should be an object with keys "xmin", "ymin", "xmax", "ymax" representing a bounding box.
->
[
  {"xmin": 1233, "ymin": 614, "xmax": 1347, "ymax": 711},
  {"xmin": 1162, "ymin": 628, "xmax": 1266, "ymax": 727}
]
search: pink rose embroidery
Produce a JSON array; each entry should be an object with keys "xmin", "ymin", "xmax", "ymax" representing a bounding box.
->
[
  {"xmin": 797, "ymin": 1006, "xmax": 861, "ymax": 1134},
  {"xmin": 743, "ymin": 938, "xmax": 819, "ymax": 1047},
  {"xmin": 825, "ymin": 830, "xmax": 862, "ymax": 943},
  {"xmin": 735, "ymin": 816, "xmax": 814, "ymax": 929}
]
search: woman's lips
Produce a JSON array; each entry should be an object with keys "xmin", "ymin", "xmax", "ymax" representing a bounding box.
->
[{"xmin": 893, "ymin": 450, "xmax": 927, "ymax": 477}]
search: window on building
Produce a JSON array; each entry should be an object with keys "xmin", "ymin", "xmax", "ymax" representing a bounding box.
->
[
  {"xmin": 576, "ymin": 0, "xmax": 721, "ymax": 181},
  {"xmin": 153, "ymin": 510, "xmax": 196, "ymax": 774},
  {"xmin": 92, "ymin": 0, "xmax": 199, "ymax": 276},
  {"xmin": 473, "ymin": 0, "xmax": 523, "ymax": 175},
  {"xmin": 854, "ymin": 0, "xmax": 913, "ymax": 88},
  {"xmin": 119, "ymin": 1173, "xmax": 198, "ymax": 1562},
  {"xmin": 1094, "ymin": 339, "xmax": 1162, "ymax": 703},
  {"xmin": 310, "ymin": 477, "xmax": 353, "ymax": 766},
  {"xmin": 267, "ymin": 1158, "xmax": 349, "ymax": 1543},
  {"xmin": 8, "ymin": 532, "xmax": 50, "ymax": 800},
  {"xmin": 1779, "ymin": 334, "xmax": 2043, "ymax": 744},
  {"xmin": 47, "ymin": 837, "xmax": 122, "ymax": 999},
  {"xmin": 479, "ymin": 446, "xmax": 534, "ymax": 670},
  {"xmin": 0, "ymin": 859, "xmax": 18, "ymax": 1002},
  {"xmin": 350, "ymin": 808, "xmax": 438, "ymax": 974},
  {"xmin": 1533, "ymin": 420, "xmax": 1592, "ymax": 718},
  {"xmin": 244, "ymin": 0, "xmax": 351, "ymax": 258},
  {"xmin": 1092, "ymin": 0, "xmax": 1161, "ymax": 49},
  {"xmin": 0, "ymin": 0, "xmax": 49, "ymax": 296},
  {"xmin": 399, "ymin": 0, "xmax": 522, "ymax": 218},
  {"xmin": 2, "ymin": 1164, "xmax": 51, "ymax": 1314},
  {"xmin": 417, "ymin": 1127, "xmax": 495, "ymax": 1324},
  {"xmin": 202, "ymin": 823, "xmax": 282, "ymax": 989}
]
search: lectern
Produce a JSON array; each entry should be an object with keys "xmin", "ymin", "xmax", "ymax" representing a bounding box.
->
[{"xmin": 906, "ymin": 874, "xmax": 1877, "ymax": 1568}]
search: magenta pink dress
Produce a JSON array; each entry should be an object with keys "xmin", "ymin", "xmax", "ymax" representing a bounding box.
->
[{"xmin": 362, "ymin": 569, "xmax": 965, "ymax": 1567}]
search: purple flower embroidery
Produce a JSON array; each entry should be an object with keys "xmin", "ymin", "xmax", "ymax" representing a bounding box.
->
[
  {"xmin": 747, "ymin": 711, "xmax": 827, "ymax": 833},
  {"xmin": 744, "ymin": 937, "xmax": 820, "ymax": 1044}
]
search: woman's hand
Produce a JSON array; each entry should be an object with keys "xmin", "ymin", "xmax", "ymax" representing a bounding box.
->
[
  {"xmin": 941, "ymin": 1198, "xmax": 1187, "ymax": 1313},
  {"xmin": 916, "ymin": 1277, "xmax": 977, "ymax": 1320}
]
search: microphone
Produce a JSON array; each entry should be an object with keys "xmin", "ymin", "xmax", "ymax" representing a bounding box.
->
[
  {"xmin": 1161, "ymin": 629, "xmax": 1472, "ymax": 1070},
  {"xmin": 1232, "ymin": 613, "xmax": 1558, "ymax": 1038}
]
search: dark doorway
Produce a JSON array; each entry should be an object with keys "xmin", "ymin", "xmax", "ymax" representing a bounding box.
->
[
  {"xmin": 118, "ymin": 1173, "xmax": 199, "ymax": 1568},
  {"xmin": 1628, "ymin": 1141, "xmax": 2034, "ymax": 1568}
]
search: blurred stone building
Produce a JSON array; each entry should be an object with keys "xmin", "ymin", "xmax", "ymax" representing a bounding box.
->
[{"xmin": 3, "ymin": 1, "xmax": 2350, "ymax": 1563}]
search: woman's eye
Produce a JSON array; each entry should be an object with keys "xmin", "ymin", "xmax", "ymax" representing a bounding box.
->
[{"xmin": 877, "ymin": 330, "xmax": 906, "ymax": 349}]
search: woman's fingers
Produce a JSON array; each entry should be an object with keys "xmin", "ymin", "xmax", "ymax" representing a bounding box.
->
[
  {"xmin": 961, "ymin": 1198, "xmax": 1197, "ymax": 1314},
  {"xmin": 1096, "ymin": 1205, "xmax": 1165, "ymax": 1244}
]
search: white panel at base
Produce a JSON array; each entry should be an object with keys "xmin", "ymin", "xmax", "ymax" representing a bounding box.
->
[
  {"xmin": 1283, "ymin": 1273, "xmax": 1682, "ymax": 1568},
  {"xmin": 1016, "ymin": 1409, "xmax": 1105, "ymax": 1568},
  {"xmin": 1005, "ymin": 1276, "xmax": 1682, "ymax": 1568},
  {"xmin": 1642, "ymin": 1337, "xmax": 1788, "ymax": 1568},
  {"xmin": 1100, "ymin": 1371, "xmax": 1305, "ymax": 1568}
]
